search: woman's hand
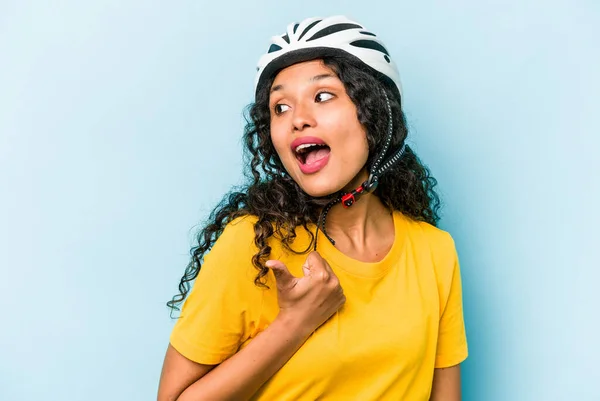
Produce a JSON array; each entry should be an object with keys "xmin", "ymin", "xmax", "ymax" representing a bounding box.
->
[{"xmin": 266, "ymin": 251, "xmax": 346, "ymax": 334}]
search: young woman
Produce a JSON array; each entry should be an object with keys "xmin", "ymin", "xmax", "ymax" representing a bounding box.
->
[{"xmin": 158, "ymin": 15, "xmax": 468, "ymax": 401}]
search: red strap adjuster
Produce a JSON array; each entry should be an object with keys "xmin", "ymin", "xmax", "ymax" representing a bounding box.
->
[{"xmin": 341, "ymin": 185, "xmax": 365, "ymax": 208}]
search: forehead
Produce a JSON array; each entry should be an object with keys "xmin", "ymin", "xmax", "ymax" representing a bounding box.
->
[{"xmin": 271, "ymin": 59, "xmax": 338, "ymax": 87}]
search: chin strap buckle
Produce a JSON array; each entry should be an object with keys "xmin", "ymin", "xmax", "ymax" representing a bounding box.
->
[
  {"xmin": 341, "ymin": 174, "xmax": 379, "ymax": 208},
  {"xmin": 341, "ymin": 186, "xmax": 364, "ymax": 208}
]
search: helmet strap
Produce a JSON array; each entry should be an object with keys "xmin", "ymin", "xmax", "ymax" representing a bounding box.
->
[{"xmin": 314, "ymin": 87, "xmax": 406, "ymax": 250}]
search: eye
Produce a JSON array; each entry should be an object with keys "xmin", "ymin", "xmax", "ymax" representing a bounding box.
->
[
  {"xmin": 273, "ymin": 103, "xmax": 290, "ymax": 115},
  {"xmin": 315, "ymin": 92, "xmax": 335, "ymax": 103}
]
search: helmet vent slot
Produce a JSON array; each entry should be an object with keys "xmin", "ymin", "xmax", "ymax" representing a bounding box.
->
[
  {"xmin": 349, "ymin": 39, "xmax": 389, "ymax": 56},
  {"xmin": 307, "ymin": 23, "xmax": 363, "ymax": 41},
  {"xmin": 298, "ymin": 20, "xmax": 322, "ymax": 40}
]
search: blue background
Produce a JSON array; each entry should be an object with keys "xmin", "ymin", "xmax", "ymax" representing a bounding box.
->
[{"xmin": 1, "ymin": 1, "xmax": 598, "ymax": 400}]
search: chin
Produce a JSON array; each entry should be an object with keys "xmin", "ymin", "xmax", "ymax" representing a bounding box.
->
[
  {"xmin": 282, "ymin": 160, "xmax": 368, "ymax": 199},
  {"xmin": 302, "ymin": 186, "xmax": 341, "ymax": 198},
  {"xmin": 294, "ymin": 174, "xmax": 354, "ymax": 198}
]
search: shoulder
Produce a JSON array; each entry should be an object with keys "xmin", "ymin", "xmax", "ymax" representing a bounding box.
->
[
  {"xmin": 398, "ymin": 213, "xmax": 459, "ymax": 288},
  {"xmin": 200, "ymin": 214, "xmax": 260, "ymax": 279},
  {"xmin": 221, "ymin": 214, "xmax": 259, "ymax": 238},
  {"xmin": 399, "ymin": 212, "xmax": 456, "ymax": 259},
  {"xmin": 215, "ymin": 214, "xmax": 259, "ymax": 247},
  {"xmin": 205, "ymin": 213, "xmax": 277, "ymax": 260}
]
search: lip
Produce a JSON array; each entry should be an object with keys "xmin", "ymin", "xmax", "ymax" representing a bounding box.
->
[{"xmin": 290, "ymin": 136, "xmax": 328, "ymax": 153}]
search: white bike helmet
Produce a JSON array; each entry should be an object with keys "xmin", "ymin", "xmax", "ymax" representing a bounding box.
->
[{"xmin": 254, "ymin": 15, "xmax": 402, "ymax": 102}]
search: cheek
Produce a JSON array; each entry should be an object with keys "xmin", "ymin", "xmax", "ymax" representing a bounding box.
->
[
  {"xmin": 269, "ymin": 125, "xmax": 289, "ymax": 160},
  {"xmin": 341, "ymin": 121, "xmax": 369, "ymax": 159},
  {"xmin": 354, "ymin": 134, "xmax": 370, "ymax": 165},
  {"xmin": 346, "ymin": 133, "xmax": 370, "ymax": 172},
  {"xmin": 268, "ymin": 119, "xmax": 280, "ymax": 147},
  {"xmin": 325, "ymin": 106, "xmax": 365, "ymax": 142}
]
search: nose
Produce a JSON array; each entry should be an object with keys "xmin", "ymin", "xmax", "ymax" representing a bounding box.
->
[{"xmin": 291, "ymin": 102, "xmax": 316, "ymax": 132}]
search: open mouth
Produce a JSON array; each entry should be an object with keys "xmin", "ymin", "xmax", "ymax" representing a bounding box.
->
[{"xmin": 294, "ymin": 143, "xmax": 331, "ymax": 165}]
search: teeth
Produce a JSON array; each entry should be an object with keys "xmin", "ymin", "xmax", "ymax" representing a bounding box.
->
[{"xmin": 295, "ymin": 143, "xmax": 321, "ymax": 153}]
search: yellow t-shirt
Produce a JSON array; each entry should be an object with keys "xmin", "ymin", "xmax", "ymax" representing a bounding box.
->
[{"xmin": 170, "ymin": 211, "xmax": 468, "ymax": 400}]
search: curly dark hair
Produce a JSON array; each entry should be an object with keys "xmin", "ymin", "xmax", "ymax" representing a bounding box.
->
[{"xmin": 167, "ymin": 56, "xmax": 441, "ymax": 313}]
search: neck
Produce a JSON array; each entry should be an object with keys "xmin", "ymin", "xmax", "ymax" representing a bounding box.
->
[{"xmin": 323, "ymin": 191, "xmax": 392, "ymax": 248}]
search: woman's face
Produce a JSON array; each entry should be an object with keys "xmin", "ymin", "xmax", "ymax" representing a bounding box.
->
[{"xmin": 269, "ymin": 59, "xmax": 369, "ymax": 197}]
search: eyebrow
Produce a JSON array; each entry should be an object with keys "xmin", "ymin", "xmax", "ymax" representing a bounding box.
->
[{"xmin": 270, "ymin": 73, "xmax": 336, "ymax": 94}]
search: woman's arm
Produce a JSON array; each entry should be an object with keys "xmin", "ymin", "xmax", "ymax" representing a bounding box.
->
[
  {"xmin": 157, "ymin": 345, "xmax": 215, "ymax": 401},
  {"xmin": 157, "ymin": 252, "xmax": 345, "ymax": 401},
  {"xmin": 429, "ymin": 365, "xmax": 461, "ymax": 401},
  {"xmin": 157, "ymin": 314, "xmax": 312, "ymax": 401}
]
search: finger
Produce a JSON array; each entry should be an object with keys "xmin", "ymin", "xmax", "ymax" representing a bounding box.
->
[
  {"xmin": 301, "ymin": 261, "xmax": 311, "ymax": 277},
  {"xmin": 308, "ymin": 251, "xmax": 335, "ymax": 276},
  {"xmin": 306, "ymin": 251, "xmax": 325, "ymax": 271},
  {"xmin": 321, "ymin": 259, "xmax": 335, "ymax": 275},
  {"xmin": 305, "ymin": 252, "xmax": 331, "ymax": 281},
  {"xmin": 266, "ymin": 260, "xmax": 296, "ymax": 287}
]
